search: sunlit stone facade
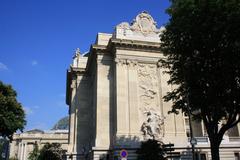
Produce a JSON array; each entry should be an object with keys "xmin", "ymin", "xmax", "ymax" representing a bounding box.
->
[
  {"xmin": 9, "ymin": 129, "xmax": 68, "ymax": 160},
  {"xmin": 66, "ymin": 11, "xmax": 240, "ymax": 160}
]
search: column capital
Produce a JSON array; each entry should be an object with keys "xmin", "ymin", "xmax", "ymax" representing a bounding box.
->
[
  {"xmin": 115, "ymin": 58, "xmax": 127, "ymax": 66},
  {"xmin": 126, "ymin": 60, "xmax": 138, "ymax": 68}
]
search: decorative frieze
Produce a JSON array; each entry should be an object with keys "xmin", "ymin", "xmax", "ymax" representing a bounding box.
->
[
  {"xmin": 115, "ymin": 58, "xmax": 137, "ymax": 68},
  {"xmin": 126, "ymin": 60, "xmax": 137, "ymax": 69},
  {"xmin": 115, "ymin": 58, "xmax": 127, "ymax": 66}
]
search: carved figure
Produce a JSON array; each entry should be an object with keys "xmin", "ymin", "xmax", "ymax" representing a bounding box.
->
[{"xmin": 141, "ymin": 110, "xmax": 164, "ymax": 140}]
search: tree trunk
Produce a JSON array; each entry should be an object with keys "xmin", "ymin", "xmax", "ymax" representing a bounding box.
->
[{"xmin": 209, "ymin": 138, "xmax": 221, "ymax": 160}]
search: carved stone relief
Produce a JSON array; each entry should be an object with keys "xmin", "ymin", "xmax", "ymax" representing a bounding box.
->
[
  {"xmin": 138, "ymin": 63, "xmax": 158, "ymax": 109},
  {"xmin": 115, "ymin": 59, "xmax": 137, "ymax": 68},
  {"xmin": 131, "ymin": 11, "xmax": 160, "ymax": 35},
  {"xmin": 115, "ymin": 58, "xmax": 127, "ymax": 66},
  {"xmin": 126, "ymin": 60, "xmax": 137, "ymax": 68},
  {"xmin": 137, "ymin": 63, "xmax": 164, "ymax": 140},
  {"xmin": 116, "ymin": 11, "xmax": 161, "ymax": 36},
  {"xmin": 117, "ymin": 22, "xmax": 130, "ymax": 29},
  {"xmin": 141, "ymin": 110, "xmax": 164, "ymax": 140}
]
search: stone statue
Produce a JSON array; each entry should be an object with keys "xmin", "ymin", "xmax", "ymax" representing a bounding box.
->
[
  {"xmin": 74, "ymin": 48, "xmax": 81, "ymax": 57},
  {"xmin": 141, "ymin": 110, "xmax": 164, "ymax": 140}
]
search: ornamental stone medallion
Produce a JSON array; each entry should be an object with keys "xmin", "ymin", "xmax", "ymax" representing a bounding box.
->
[
  {"xmin": 115, "ymin": 11, "xmax": 161, "ymax": 42},
  {"xmin": 130, "ymin": 11, "xmax": 160, "ymax": 35}
]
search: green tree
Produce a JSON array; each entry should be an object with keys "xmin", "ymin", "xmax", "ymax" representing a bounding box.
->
[
  {"xmin": 160, "ymin": 0, "xmax": 240, "ymax": 160},
  {"xmin": 28, "ymin": 143, "xmax": 40, "ymax": 160},
  {"xmin": 136, "ymin": 139, "xmax": 166, "ymax": 160},
  {"xmin": 38, "ymin": 143, "xmax": 65, "ymax": 160},
  {"xmin": 0, "ymin": 81, "xmax": 26, "ymax": 140}
]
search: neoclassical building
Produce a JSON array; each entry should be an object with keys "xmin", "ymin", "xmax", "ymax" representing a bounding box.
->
[
  {"xmin": 9, "ymin": 129, "xmax": 68, "ymax": 160},
  {"xmin": 66, "ymin": 11, "xmax": 240, "ymax": 160}
]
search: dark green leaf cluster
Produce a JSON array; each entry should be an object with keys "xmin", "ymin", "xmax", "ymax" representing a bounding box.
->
[
  {"xmin": 136, "ymin": 139, "xmax": 166, "ymax": 160},
  {"xmin": 28, "ymin": 143, "xmax": 65, "ymax": 160},
  {"xmin": 28, "ymin": 143, "xmax": 40, "ymax": 160},
  {"xmin": 161, "ymin": 0, "xmax": 240, "ymax": 124},
  {"xmin": 38, "ymin": 143, "xmax": 65, "ymax": 160},
  {"xmin": 0, "ymin": 81, "xmax": 26, "ymax": 140},
  {"xmin": 160, "ymin": 1, "xmax": 240, "ymax": 159}
]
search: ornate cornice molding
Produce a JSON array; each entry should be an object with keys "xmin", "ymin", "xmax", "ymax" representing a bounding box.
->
[
  {"xmin": 109, "ymin": 38, "xmax": 161, "ymax": 53},
  {"xmin": 88, "ymin": 37, "xmax": 162, "ymax": 54},
  {"xmin": 91, "ymin": 44, "xmax": 108, "ymax": 53},
  {"xmin": 70, "ymin": 66, "xmax": 86, "ymax": 74}
]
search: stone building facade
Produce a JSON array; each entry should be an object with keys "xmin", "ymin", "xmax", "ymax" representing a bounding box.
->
[
  {"xmin": 9, "ymin": 129, "xmax": 68, "ymax": 160},
  {"xmin": 66, "ymin": 12, "xmax": 240, "ymax": 160}
]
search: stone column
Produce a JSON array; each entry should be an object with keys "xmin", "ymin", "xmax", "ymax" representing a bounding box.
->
[
  {"xmin": 23, "ymin": 142, "xmax": 27, "ymax": 160},
  {"xmin": 68, "ymin": 78, "xmax": 77, "ymax": 153},
  {"xmin": 20, "ymin": 142, "xmax": 24, "ymax": 160},
  {"xmin": 158, "ymin": 65, "xmax": 176, "ymax": 136},
  {"xmin": 75, "ymin": 74, "xmax": 91, "ymax": 153},
  {"xmin": 74, "ymin": 76, "xmax": 80, "ymax": 152},
  {"xmin": 237, "ymin": 123, "xmax": 240, "ymax": 136},
  {"xmin": 115, "ymin": 59, "xmax": 129, "ymax": 136},
  {"xmin": 127, "ymin": 60, "xmax": 139, "ymax": 135},
  {"xmin": 157, "ymin": 61, "xmax": 187, "ymax": 143},
  {"xmin": 157, "ymin": 62, "xmax": 164, "ymax": 117},
  {"xmin": 17, "ymin": 142, "xmax": 21, "ymax": 160},
  {"xmin": 95, "ymin": 55, "xmax": 112, "ymax": 147},
  {"xmin": 74, "ymin": 108, "xmax": 78, "ymax": 152}
]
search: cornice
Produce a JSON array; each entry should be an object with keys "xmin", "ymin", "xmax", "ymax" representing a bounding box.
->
[
  {"xmin": 91, "ymin": 44, "xmax": 108, "ymax": 54},
  {"xmin": 109, "ymin": 38, "xmax": 161, "ymax": 53},
  {"xmin": 84, "ymin": 37, "xmax": 162, "ymax": 75},
  {"xmin": 66, "ymin": 66, "xmax": 87, "ymax": 105},
  {"xmin": 70, "ymin": 66, "xmax": 86, "ymax": 74},
  {"xmin": 89, "ymin": 39, "xmax": 162, "ymax": 53}
]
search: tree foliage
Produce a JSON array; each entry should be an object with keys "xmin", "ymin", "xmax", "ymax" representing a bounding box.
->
[
  {"xmin": 160, "ymin": 0, "xmax": 240, "ymax": 159},
  {"xmin": 0, "ymin": 81, "xmax": 26, "ymax": 140},
  {"xmin": 38, "ymin": 143, "xmax": 65, "ymax": 160},
  {"xmin": 28, "ymin": 143, "xmax": 40, "ymax": 160},
  {"xmin": 136, "ymin": 139, "xmax": 166, "ymax": 160}
]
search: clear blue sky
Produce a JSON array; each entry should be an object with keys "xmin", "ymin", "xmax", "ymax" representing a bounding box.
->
[{"xmin": 0, "ymin": 0, "xmax": 170, "ymax": 131}]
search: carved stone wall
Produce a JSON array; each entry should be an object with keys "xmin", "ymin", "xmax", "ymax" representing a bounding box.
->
[
  {"xmin": 137, "ymin": 63, "xmax": 164, "ymax": 140},
  {"xmin": 138, "ymin": 63, "xmax": 158, "ymax": 110}
]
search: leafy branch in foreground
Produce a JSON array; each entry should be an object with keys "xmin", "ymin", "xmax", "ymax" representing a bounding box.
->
[{"xmin": 160, "ymin": 0, "xmax": 240, "ymax": 160}]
